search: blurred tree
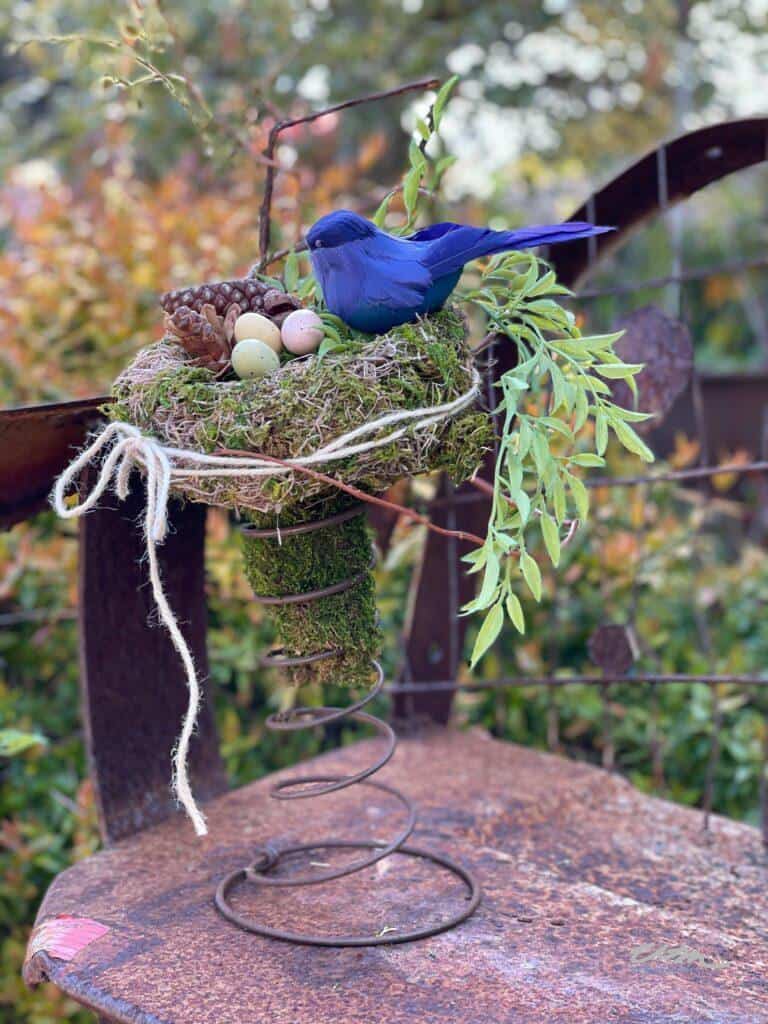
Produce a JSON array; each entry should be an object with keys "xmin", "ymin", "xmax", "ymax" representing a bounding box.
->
[{"xmin": 3, "ymin": 0, "xmax": 767, "ymax": 199}]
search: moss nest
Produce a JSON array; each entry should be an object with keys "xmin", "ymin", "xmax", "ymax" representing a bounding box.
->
[
  {"xmin": 111, "ymin": 307, "xmax": 492, "ymax": 688},
  {"xmin": 110, "ymin": 308, "xmax": 491, "ymax": 516}
]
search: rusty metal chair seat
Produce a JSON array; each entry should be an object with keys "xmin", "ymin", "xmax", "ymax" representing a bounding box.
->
[{"xmin": 24, "ymin": 728, "xmax": 768, "ymax": 1023}]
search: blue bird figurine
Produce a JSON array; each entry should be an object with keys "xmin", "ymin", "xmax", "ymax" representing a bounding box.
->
[{"xmin": 307, "ymin": 209, "xmax": 612, "ymax": 335}]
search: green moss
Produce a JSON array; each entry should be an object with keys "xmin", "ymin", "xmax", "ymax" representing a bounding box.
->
[
  {"xmin": 111, "ymin": 308, "xmax": 492, "ymax": 690},
  {"xmin": 241, "ymin": 497, "xmax": 381, "ymax": 688},
  {"xmin": 110, "ymin": 309, "xmax": 490, "ymax": 509}
]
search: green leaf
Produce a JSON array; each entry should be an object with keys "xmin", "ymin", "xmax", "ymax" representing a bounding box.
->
[
  {"xmin": 594, "ymin": 362, "xmax": 644, "ymax": 379},
  {"xmin": 529, "ymin": 269, "xmax": 556, "ymax": 296},
  {"xmin": 283, "ymin": 250, "xmax": 299, "ymax": 293},
  {"xmin": 402, "ymin": 165, "xmax": 421, "ymax": 218},
  {"xmin": 612, "ymin": 419, "xmax": 655, "ymax": 462},
  {"xmin": 520, "ymin": 551, "xmax": 542, "ymax": 601},
  {"xmin": 477, "ymin": 553, "xmax": 501, "ymax": 606},
  {"xmin": 434, "ymin": 154, "xmax": 457, "ymax": 178},
  {"xmin": 0, "ymin": 729, "xmax": 48, "ymax": 757},
  {"xmin": 595, "ymin": 411, "xmax": 609, "ymax": 455},
  {"xmin": 584, "ymin": 375, "xmax": 613, "ymax": 395},
  {"xmin": 539, "ymin": 416, "xmax": 574, "ymax": 440},
  {"xmin": 540, "ymin": 513, "xmax": 561, "ymax": 567},
  {"xmin": 254, "ymin": 273, "xmax": 284, "ymax": 290},
  {"xmin": 469, "ymin": 601, "xmax": 504, "ymax": 667},
  {"xmin": 612, "ymin": 406, "xmax": 654, "ymax": 423},
  {"xmin": 515, "ymin": 488, "xmax": 531, "ymax": 524},
  {"xmin": 517, "ymin": 420, "xmax": 532, "ymax": 458},
  {"xmin": 298, "ymin": 275, "xmax": 319, "ymax": 300},
  {"xmin": 570, "ymin": 453, "xmax": 606, "ymax": 467},
  {"xmin": 532, "ymin": 432, "xmax": 550, "ymax": 476},
  {"xmin": 408, "ymin": 139, "xmax": 427, "ymax": 171},
  {"xmin": 574, "ymin": 387, "xmax": 589, "ymax": 432},
  {"xmin": 372, "ymin": 192, "xmax": 394, "ymax": 228},
  {"xmin": 317, "ymin": 332, "xmax": 349, "ymax": 358},
  {"xmin": 506, "ymin": 463, "xmax": 523, "ymax": 495},
  {"xmin": 505, "ymin": 591, "xmax": 525, "ymax": 634},
  {"xmin": 552, "ymin": 476, "xmax": 567, "ymax": 524},
  {"xmin": 580, "ymin": 331, "xmax": 624, "ymax": 351},
  {"xmin": 433, "ymin": 74, "xmax": 459, "ymax": 129},
  {"xmin": 567, "ymin": 472, "xmax": 590, "ymax": 520},
  {"xmin": 320, "ymin": 323, "xmax": 343, "ymax": 345},
  {"xmin": 500, "ymin": 373, "xmax": 529, "ymax": 392},
  {"xmin": 461, "ymin": 546, "xmax": 487, "ymax": 570}
]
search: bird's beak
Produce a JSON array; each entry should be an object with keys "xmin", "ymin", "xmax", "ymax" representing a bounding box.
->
[{"xmin": 295, "ymin": 240, "xmax": 309, "ymax": 253}]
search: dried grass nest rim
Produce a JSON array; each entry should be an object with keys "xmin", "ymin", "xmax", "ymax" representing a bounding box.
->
[{"xmin": 108, "ymin": 308, "xmax": 493, "ymax": 516}]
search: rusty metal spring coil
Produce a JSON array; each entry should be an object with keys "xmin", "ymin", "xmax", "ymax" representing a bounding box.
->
[{"xmin": 214, "ymin": 506, "xmax": 481, "ymax": 947}]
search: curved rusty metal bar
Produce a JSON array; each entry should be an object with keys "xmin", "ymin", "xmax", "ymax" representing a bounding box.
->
[
  {"xmin": 0, "ymin": 397, "xmax": 106, "ymax": 529},
  {"xmin": 550, "ymin": 117, "xmax": 768, "ymax": 289}
]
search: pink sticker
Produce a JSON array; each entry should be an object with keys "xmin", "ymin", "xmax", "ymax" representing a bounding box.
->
[{"xmin": 26, "ymin": 915, "xmax": 110, "ymax": 965}]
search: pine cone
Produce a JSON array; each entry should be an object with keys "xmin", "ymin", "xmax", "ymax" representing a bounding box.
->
[
  {"xmin": 160, "ymin": 277, "xmax": 301, "ymax": 323},
  {"xmin": 164, "ymin": 304, "xmax": 236, "ymax": 373},
  {"xmin": 262, "ymin": 287, "xmax": 303, "ymax": 326}
]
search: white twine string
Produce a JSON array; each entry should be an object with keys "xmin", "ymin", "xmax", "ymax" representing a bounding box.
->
[{"xmin": 52, "ymin": 372, "xmax": 480, "ymax": 836}]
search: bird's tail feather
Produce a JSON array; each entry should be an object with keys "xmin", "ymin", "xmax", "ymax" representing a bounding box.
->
[
  {"xmin": 424, "ymin": 221, "xmax": 613, "ymax": 278},
  {"xmin": 499, "ymin": 221, "xmax": 613, "ymax": 250}
]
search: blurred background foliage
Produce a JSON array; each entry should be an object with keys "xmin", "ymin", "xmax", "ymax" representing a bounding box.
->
[{"xmin": 1, "ymin": 1, "xmax": 768, "ymax": 1020}]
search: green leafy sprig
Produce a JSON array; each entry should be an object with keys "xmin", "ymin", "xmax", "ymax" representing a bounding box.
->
[
  {"xmin": 461, "ymin": 251, "xmax": 654, "ymax": 666},
  {"xmin": 372, "ymin": 75, "xmax": 459, "ymax": 233}
]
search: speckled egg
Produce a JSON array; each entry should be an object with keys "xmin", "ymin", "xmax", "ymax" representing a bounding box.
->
[
  {"xmin": 281, "ymin": 308, "xmax": 324, "ymax": 356},
  {"xmin": 234, "ymin": 311, "xmax": 282, "ymax": 353},
  {"xmin": 231, "ymin": 338, "xmax": 280, "ymax": 380}
]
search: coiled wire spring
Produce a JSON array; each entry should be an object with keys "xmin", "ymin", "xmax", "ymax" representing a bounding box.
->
[{"xmin": 214, "ymin": 505, "xmax": 481, "ymax": 946}]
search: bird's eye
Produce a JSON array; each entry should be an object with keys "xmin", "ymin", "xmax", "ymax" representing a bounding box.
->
[{"xmin": 314, "ymin": 239, "xmax": 323, "ymax": 249}]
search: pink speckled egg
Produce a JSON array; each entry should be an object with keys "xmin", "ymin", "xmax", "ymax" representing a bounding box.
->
[{"xmin": 281, "ymin": 308, "xmax": 324, "ymax": 355}]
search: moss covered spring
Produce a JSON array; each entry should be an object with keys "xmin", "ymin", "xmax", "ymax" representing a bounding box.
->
[{"xmin": 242, "ymin": 496, "xmax": 380, "ymax": 688}]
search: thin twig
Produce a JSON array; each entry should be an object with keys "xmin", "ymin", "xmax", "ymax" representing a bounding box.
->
[
  {"xmin": 214, "ymin": 446, "xmax": 486, "ymax": 546},
  {"xmin": 257, "ymin": 76, "xmax": 440, "ymax": 264}
]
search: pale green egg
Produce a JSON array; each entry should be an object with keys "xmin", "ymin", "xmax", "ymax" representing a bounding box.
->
[{"xmin": 231, "ymin": 338, "xmax": 280, "ymax": 380}]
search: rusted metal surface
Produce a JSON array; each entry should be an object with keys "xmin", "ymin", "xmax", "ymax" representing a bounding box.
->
[
  {"xmin": 26, "ymin": 729, "xmax": 768, "ymax": 1023},
  {"xmin": 0, "ymin": 397, "xmax": 107, "ymax": 528},
  {"xmin": 611, "ymin": 306, "xmax": 694, "ymax": 431},
  {"xmin": 550, "ymin": 118, "xmax": 768, "ymax": 289},
  {"xmin": 394, "ymin": 474, "xmax": 479, "ymax": 725},
  {"xmin": 648, "ymin": 371, "xmax": 768, "ymax": 465},
  {"xmin": 79, "ymin": 468, "xmax": 226, "ymax": 844}
]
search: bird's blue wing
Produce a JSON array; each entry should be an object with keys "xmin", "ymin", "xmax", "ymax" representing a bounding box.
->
[
  {"xmin": 421, "ymin": 221, "xmax": 613, "ymax": 279},
  {"xmin": 407, "ymin": 222, "xmax": 464, "ymax": 243},
  {"xmin": 356, "ymin": 234, "xmax": 432, "ymax": 308},
  {"xmin": 314, "ymin": 233, "xmax": 435, "ymax": 332}
]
